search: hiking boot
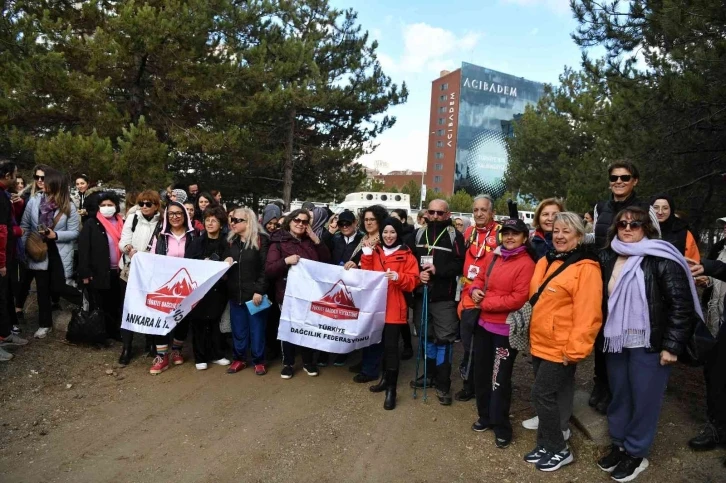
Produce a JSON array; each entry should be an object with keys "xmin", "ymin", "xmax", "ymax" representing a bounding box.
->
[
  {"xmin": 0, "ymin": 334, "xmax": 29, "ymax": 347},
  {"xmin": 149, "ymin": 354, "xmax": 169, "ymax": 375},
  {"xmin": 409, "ymin": 375, "xmax": 436, "ymax": 389},
  {"xmin": 611, "ymin": 454, "xmax": 649, "ymax": 482},
  {"xmin": 524, "ymin": 446, "xmax": 548, "ymax": 464},
  {"xmin": 688, "ymin": 421, "xmax": 726, "ymax": 451},
  {"xmin": 522, "ymin": 415, "xmax": 539, "ymax": 430},
  {"xmin": 536, "ymin": 447, "xmax": 573, "ymax": 472},
  {"xmin": 170, "ymin": 350, "xmax": 184, "ymax": 366},
  {"xmin": 598, "ymin": 445, "xmax": 624, "ymax": 473},
  {"xmin": 254, "ymin": 364, "xmax": 267, "ymax": 376},
  {"xmin": 353, "ymin": 373, "xmax": 376, "ymax": 383},
  {"xmin": 454, "ymin": 387, "xmax": 475, "ymax": 402},
  {"xmin": 303, "ymin": 364, "xmax": 319, "ymax": 377},
  {"xmin": 280, "ymin": 365, "xmax": 294, "ymax": 379},
  {"xmin": 227, "ymin": 361, "xmax": 246, "ymax": 374},
  {"xmin": 0, "ymin": 347, "xmax": 13, "ymax": 362},
  {"xmin": 436, "ymin": 389, "xmax": 452, "ymax": 406},
  {"xmin": 34, "ymin": 327, "xmax": 52, "ymax": 339}
]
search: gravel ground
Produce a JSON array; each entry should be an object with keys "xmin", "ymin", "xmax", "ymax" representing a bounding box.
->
[{"xmin": 0, "ymin": 303, "xmax": 724, "ymax": 482}]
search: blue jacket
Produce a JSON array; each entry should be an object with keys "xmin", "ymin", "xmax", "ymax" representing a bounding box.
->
[{"xmin": 21, "ymin": 193, "xmax": 80, "ymax": 278}]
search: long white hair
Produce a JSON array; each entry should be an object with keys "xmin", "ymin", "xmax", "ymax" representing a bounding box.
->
[{"xmin": 227, "ymin": 207, "xmax": 261, "ymax": 250}]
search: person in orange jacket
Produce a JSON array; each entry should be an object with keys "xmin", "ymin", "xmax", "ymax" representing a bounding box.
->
[
  {"xmin": 524, "ymin": 212, "xmax": 603, "ymax": 473},
  {"xmin": 358, "ymin": 217, "xmax": 420, "ymax": 410}
]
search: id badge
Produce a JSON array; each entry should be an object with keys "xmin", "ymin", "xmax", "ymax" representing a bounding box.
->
[
  {"xmin": 420, "ymin": 255, "xmax": 433, "ymax": 267},
  {"xmin": 467, "ymin": 264, "xmax": 480, "ymax": 280}
]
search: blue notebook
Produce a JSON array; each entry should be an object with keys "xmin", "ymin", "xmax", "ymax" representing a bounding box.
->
[{"xmin": 246, "ymin": 295, "xmax": 272, "ymax": 315}]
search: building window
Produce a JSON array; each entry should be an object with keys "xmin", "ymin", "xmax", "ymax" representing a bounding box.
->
[
  {"xmin": 436, "ymin": 141, "xmax": 443, "ymax": 147},
  {"xmin": 434, "ymin": 175, "xmax": 442, "ymax": 183},
  {"xmin": 437, "ymin": 118, "xmax": 445, "ymax": 125},
  {"xmin": 436, "ymin": 129, "xmax": 444, "ymax": 136},
  {"xmin": 434, "ymin": 163, "xmax": 443, "ymax": 170},
  {"xmin": 435, "ymin": 152, "xmax": 444, "ymax": 159},
  {"xmin": 438, "ymin": 106, "xmax": 446, "ymax": 113},
  {"xmin": 433, "ymin": 187, "xmax": 441, "ymax": 193},
  {"xmin": 439, "ymin": 95, "xmax": 447, "ymax": 102},
  {"xmin": 440, "ymin": 83, "xmax": 448, "ymax": 91}
]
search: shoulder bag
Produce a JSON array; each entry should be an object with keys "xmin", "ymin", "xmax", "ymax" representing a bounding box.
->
[{"xmin": 26, "ymin": 210, "xmax": 63, "ymax": 263}]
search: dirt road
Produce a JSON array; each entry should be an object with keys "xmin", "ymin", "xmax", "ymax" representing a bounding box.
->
[{"xmin": 0, "ymin": 314, "xmax": 724, "ymax": 482}]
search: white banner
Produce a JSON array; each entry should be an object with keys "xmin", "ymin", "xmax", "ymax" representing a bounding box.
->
[
  {"xmin": 121, "ymin": 252, "xmax": 231, "ymax": 335},
  {"xmin": 278, "ymin": 259, "xmax": 388, "ymax": 353}
]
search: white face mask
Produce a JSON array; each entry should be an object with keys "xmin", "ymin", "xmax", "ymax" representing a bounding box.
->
[{"xmin": 99, "ymin": 206, "xmax": 116, "ymax": 218}]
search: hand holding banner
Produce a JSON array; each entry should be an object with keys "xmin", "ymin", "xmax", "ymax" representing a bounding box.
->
[
  {"xmin": 278, "ymin": 258, "xmax": 388, "ymax": 353},
  {"xmin": 121, "ymin": 252, "xmax": 231, "ymax": 335}
]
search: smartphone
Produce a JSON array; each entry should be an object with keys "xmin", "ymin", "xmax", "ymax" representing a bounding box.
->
[{"xmin": 38, "ymin": 224, "xmax": 48, "ymax": 234}]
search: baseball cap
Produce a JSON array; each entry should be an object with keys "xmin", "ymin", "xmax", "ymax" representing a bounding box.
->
[
  {"xmin": 337, "ymin": 210, "xmax": 356, "ymax": 224},
  {"xmin": 500, "ymin": 218, "xmax": 529, "ymax": 234}
]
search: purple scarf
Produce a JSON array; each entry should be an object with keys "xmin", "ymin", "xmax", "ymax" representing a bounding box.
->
[
  {"xmin": 39, "ymin": 195, "xmax": 58, "ymax": 228},
  {"xmin": 604, "ymin": 237, "xmax": 703, "ymax": 353},
  {"xmin": 500, "ymin": 245, "xmax": 527, "ymax": 260}
]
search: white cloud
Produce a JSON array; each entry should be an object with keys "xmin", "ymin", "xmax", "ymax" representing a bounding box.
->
[
  {"xmin": 393, "ymin": 23, "xmax": 482, "ymax": 74},
  {"xmin": 358, "ymin": 128, "xmax": 429, "ymax": 173},
  {"xmin": 501, "ymin": 0, "xmax": 572, "ymax": 15}
]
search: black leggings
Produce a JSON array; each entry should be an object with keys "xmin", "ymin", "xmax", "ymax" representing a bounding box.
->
[{"xmin": 383, "ymin": 324, "xmax": 402, "ymax": 371}]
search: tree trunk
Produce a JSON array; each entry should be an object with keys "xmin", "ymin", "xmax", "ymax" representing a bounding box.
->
[{"xmin": 282, "ymin": 108, "xmax": 296, "ymax": 210}]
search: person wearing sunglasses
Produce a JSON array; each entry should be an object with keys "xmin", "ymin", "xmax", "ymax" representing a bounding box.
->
[
  {"xmin": 590, "ymin": 161, "xmax": 659, "ymax": 415},
  {"xmin": 649, "ymin": 193, "xmax": 700, "ymax": 261},
  {"xmin": 409, "ymin": 199, "xmax": 465, "ymax": 406},
  {"xmin": 117, "ymin": 191, "xmax": 162, "ymax": 364},
  {"xmin": 147, "ymin": 201, "xmax": 197, "ymax": 375},
  {"xmin": 595, "ymin": 207, "xmax": 698, "ymax": 481},
  {"xmin": 266, "ymin": 208, "xmax": 330, "ymax": 379}
]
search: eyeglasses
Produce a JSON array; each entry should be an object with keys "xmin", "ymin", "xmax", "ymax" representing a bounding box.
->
[
  {"xmin": 168, "ymin": 212, "xmax": 184, "ymax": 218},
  {"xmin": 617, "ymin": 220, "xmax": 644, "ymax": 230},
  {"xmin": 230, "ymin": 217, "xmax": 247, "ymax": 224},
  {"xmin": 428, "ymin": 210, "xmax": 446, "ymax": 216},
  {"xmin": 138, "ymin": 201, "xmax": 154, "ymax": 208},
  {"xmin": 34, "ymin": 175, "xmax": 44, "ymax": 181},
  {"xmin": 339, "ymin": 222, "xmax": 353, "ymax": 228},
  {"xmin": 292, "ymin": 218, "xmax": 310, "ymax": 226},
  {"xmin": 609, "ymin": 174, "xmax": 633, "ymax": 183}
]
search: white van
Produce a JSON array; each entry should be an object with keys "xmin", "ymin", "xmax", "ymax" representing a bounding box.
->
[{"xmin": 334, "ymin": 192, "xmax": 411, "ymax": 218}]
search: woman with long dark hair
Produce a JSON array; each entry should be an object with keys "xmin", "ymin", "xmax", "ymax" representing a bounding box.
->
[{"xmin": 20, "ymin": 168, "xmax": 81, "ymax": 338}]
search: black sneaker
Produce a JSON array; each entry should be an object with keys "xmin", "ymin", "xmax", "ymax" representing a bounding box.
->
[
  {"xmin": 454, "ymin": 388, "xmax": 474, "ymax": 402},
  {"xmin": 688, "ymin": 422, "xmax": 725, "ymax": 451},
  {"xmin": 495, "ymin": 436, "xmax": 510, "ymax": 449},
  {"xmin": 598, "ymin": 445, "xmax": 624, "ymax": 472},
  {"xmin": 611, "ymin": 454, "xmax": 649, "ymax": 482},
  {"xmin": 11, "ymin": 325, "xmax": 21, "ymax": 336},
  {"xmin": 524, "ymin": 446, "xmax": 548, "ymax": 464},
  {"xmin": 471, "ymin": 420, "xmax": 489, "ymax": 432},
  {"xmin": 535, "ymin": 447, "xmax": 573, "ymax": 472},
  {"xmin": 352, "ymin": 373, "xmax": 377, "ymax": 383},
  {"xmin": 280, "ymin": 365, "xmax": 294, "ymax": 379},
  {"xmin": 303, "ymin": 364, "xmax": 319, "ymax": 377},
  {"xmin": 436, "ymin": 389, "xmax": 452, "ymax": 406}
]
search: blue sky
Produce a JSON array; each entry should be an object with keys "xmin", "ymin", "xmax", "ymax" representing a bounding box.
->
[{"xmin": 329, "ymin": 0, "xmax": 588, "ymax": 173}]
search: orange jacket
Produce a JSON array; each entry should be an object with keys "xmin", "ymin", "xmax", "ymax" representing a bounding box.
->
[
  {"xmin": 360, "ymin": 245, "xmax": 420, "ymax": 324},
  {"xmin": 685, "ymin": 231, "xmax": 700, "ymax": 262},
  {"xmin": 529, "ymin": 256, "xmax": 603, "ymax": 364}
]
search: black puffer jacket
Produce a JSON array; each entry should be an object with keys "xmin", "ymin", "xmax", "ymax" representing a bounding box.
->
[
  {"xmin": 599, "ymin": 249, "xmax": 696, "ymax": 355},
  {"xmin": 185, "ymin": 232, "xmax": 228, "ymax": 321},
  {"xmin": 223, "ymin": 234, "xmax": 270, "ymax": 304}
]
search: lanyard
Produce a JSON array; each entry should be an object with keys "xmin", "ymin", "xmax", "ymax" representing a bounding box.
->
[
  {"xmin": 424, "ymin": 228, "xmax": 447, "ymax": 255},
  {"xmin": 470, "ymin": 228, "xmax": 492, "ymax": 260}
]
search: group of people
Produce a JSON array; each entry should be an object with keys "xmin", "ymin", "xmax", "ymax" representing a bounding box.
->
[{"xmin": 0, "ymin": 158, "xmax": 724, "ymax": 482}]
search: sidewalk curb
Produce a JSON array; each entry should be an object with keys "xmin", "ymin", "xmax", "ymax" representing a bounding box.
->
[{"xmin": 571, "ymin": 388, "xmax": 611, "ymax": 447}]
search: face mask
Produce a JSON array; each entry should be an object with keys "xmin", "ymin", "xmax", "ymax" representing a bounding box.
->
[{"xmin": 99, "ymin": 206, "xmax": 116, "ymax": 218}]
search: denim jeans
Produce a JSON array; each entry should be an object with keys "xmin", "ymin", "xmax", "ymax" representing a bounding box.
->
[{"xmin": 229, "ymin": 301, "xmax": 267, "ymax": 364}]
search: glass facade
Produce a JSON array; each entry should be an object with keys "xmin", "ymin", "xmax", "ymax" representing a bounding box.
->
[{"xmin": 454, "ymin": 63, "xmax": 544, "ymax": 198}]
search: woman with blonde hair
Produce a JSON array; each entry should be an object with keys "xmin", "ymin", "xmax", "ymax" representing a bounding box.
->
[
  {"xmin": 224, "ymin": 207, "xmax": 270, "ymax": 375},
  {"xmin": 530, "ymin": 198, "xmax": 565, "ymax": 260}
]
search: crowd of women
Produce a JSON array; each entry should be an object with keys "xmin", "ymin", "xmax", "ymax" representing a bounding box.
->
[{"xmin": 0, "ymin": 159, "xmax": 724, "ymax": 482}]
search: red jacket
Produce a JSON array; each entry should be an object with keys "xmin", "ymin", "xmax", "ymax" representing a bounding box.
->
[
  {"xmin": 468, "ymin": 248, "xmax": 536, "ymax": 326},
  {"xmin": 360, "ymin": 245, "xmax": 420, "ymax": 324}
]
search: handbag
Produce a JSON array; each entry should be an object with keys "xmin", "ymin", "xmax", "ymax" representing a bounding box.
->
[
  {"xmin": 66, "ymin": 289, "xmax": 107, "ymax": 345},
  {"xmin": 680, "ymin": 316, "xmax": 718, "ymax": 367},
  {"xmin": 507, "ymin": 254, "xmax": 580, "ymax": 352},
  {"xmin": 25, "ymin": 210, "xmax": 63, "ymax": 263}
]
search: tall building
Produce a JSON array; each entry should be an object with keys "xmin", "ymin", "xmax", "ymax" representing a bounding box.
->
[{"xmin": 424, "ymin": 62, "xmax": 545, "ymax": 198}]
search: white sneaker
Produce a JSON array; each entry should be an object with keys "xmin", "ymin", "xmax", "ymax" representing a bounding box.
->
[
  {"xmin": 522, "ymin": 416, "xmax": 539, "ymax": 430},
  {"xmin": 0, "ymin": 347, "xmax": 14, "ymax": 361},
  {"xmin": 211, "ymin": 358, "xmax": 231, "ymax": 366},
  {"xmin": 563, "ymin": 428, "xmax": 571, "ymax": 441},
  {"xmin": 0, "ymin": 334, "xmax": 29, "ymax": 346},
  {"xmin": 195, "ymin": 363, "xmax": 208, "ymax": 370},
  {"xmin": 34, "ymin": 327, "xmax": 52, "ymax": 339}
]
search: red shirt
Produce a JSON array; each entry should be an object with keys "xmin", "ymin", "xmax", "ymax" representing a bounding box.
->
[{"xmin": 461, "ymin": 221, "xmax": 501, "ymax": 283}]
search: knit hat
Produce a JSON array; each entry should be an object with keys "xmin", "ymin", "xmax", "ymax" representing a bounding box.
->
[
  {"xmin": 262, "ymin": 203, "xmax": 282, "ymax": 226},
  {"xmin": 379, "ymin": 217, "xmax": 403, "ymax": 249},
  {"xmin": 172, "ymin": 189, "xmax": 188, "ymax": 204}
]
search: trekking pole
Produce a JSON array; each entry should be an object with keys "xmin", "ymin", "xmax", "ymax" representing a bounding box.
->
[{"xmin": 412, "ymin": 284, "xmax": 429, "ymax": 402}]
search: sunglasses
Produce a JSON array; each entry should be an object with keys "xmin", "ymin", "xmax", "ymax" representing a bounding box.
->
[
  {"xmin": 34, "ymin": 175, "xmax": 44, "ymax": 181},
  {"xmin": 292, "ymin": 218, "xmax": 310, "ymax": 226},
  {"xmin": 616, "ymin": 220, "xmax": 644, "ymax": 230},
  {"xmin": 428, "ymin": 210, "xmax": 446, "ymax": 216},
  {"xmin": 230, "ymin": 217, "xmax": 247, "ymax": 224},
  {"xmin": 609, "ymin": 174, "xmax": 633, "ymax": 183},
  {"xmin": 168, "ymin": 211, "xmax": 184, "ymax": 218},
  {"xmin": 138, "ymin": 201, "xmax": 154, "ymax": 208},
  {"xmin": 339, "ymin": 221, "xmax": 353, "ymax": 228}
]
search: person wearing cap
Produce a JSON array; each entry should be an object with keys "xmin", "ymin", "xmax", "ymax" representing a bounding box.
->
[
  {"xmin": 456, "ymin": 194, "xmax": 501, "ymax": 402},
  {"xmin": 468, "ymin": 218, "xmax": 536, "ymax": 448},
  {"xmin": 356, "ymin": 217, "xmax": 420, "ymax": 409}
]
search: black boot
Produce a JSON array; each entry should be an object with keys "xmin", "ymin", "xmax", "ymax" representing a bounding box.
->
[
  {"xmin": 370, "ymin": 371, "xmax": 389, "ymax": 393},
  {"xmin": 410, "ymin": 358, "xmax": 437, "ymax": 389},
  {"xmin": 455, "ymin": 365, "xmax": 475, "ymax": 401},
  {"xmin": 384, "ymin": 370, "xmax": 398, "ymax": 410},
  {"xmin": 435, "ymin": 362, "xmax": 453, "ymax": 406},
  {"xmin": 118, "ymin": 342, "xmax": 132, "ymax": 366},
  {"xmin": 688, "ymin": 421, "xmax": 726, "ymax": 451}
]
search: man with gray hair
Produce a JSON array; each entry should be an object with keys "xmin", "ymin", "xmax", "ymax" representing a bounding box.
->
[{"xmin": 410, "ymin": 199, "xmax": 465, "ymax": 405}]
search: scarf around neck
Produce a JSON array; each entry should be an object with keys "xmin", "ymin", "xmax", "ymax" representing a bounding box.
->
[
  {"xmin": 500, "ymin": 245, "xmax": 527, "ymax": 260},
  {"xmin": 39, "ymin": 195, "xmax": 59, "ymax": 228},
  {"xmin": 96, "ymin": 212, "xmax": 123, "ymax": 261},
  {"xmin": 604, "ymin": 237, "xmax": 703, "ymax": 353}
]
